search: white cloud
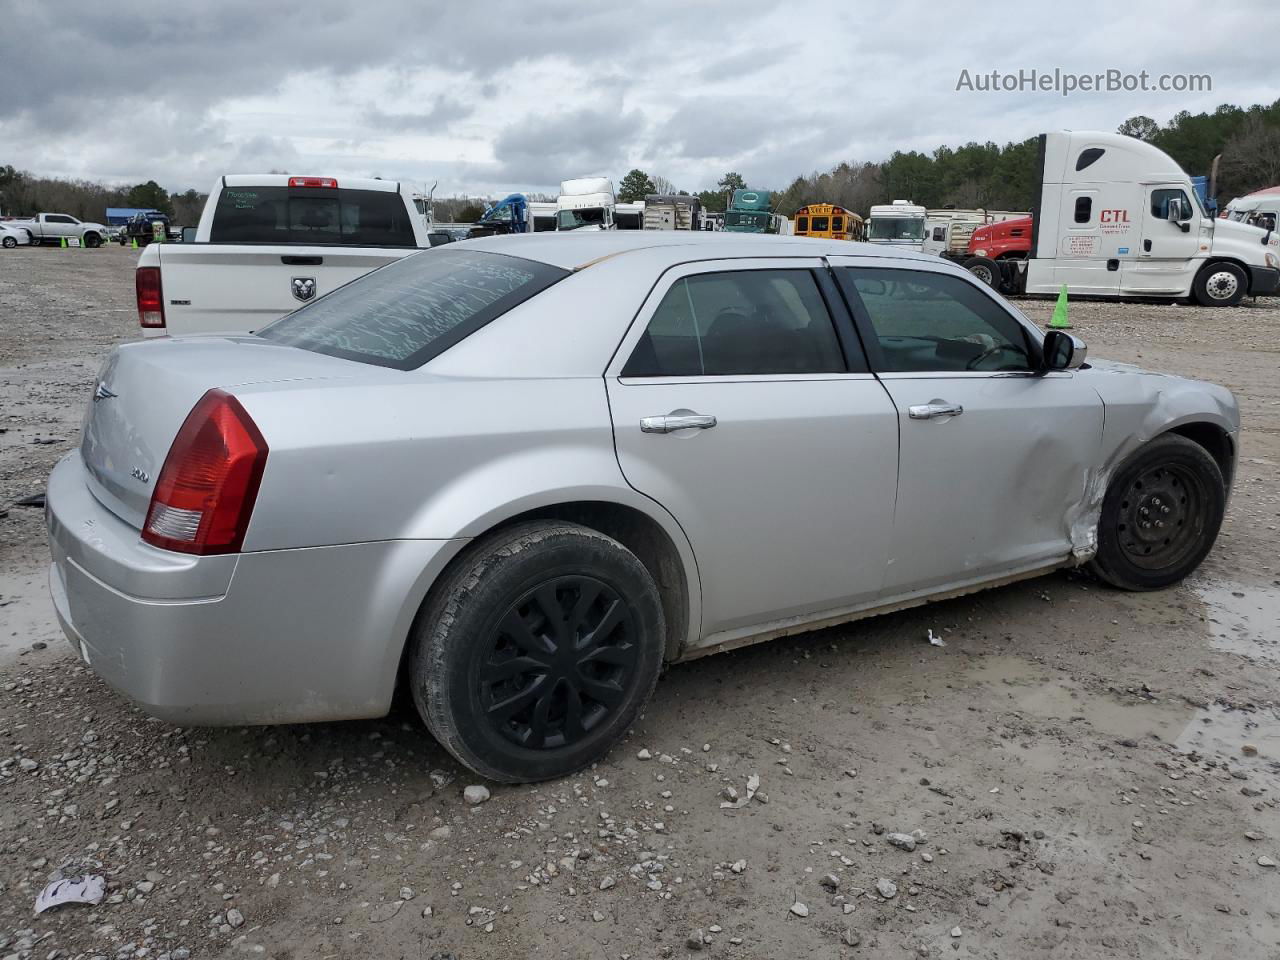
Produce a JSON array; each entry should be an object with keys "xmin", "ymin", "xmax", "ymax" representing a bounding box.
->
[{"xmin": 1, "ymin": 0, "xmax": 1275, "ymax": 197}]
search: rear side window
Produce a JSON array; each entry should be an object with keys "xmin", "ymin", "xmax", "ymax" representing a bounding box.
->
[
  {"xmin": 209, "ymin": 186, "xmax": 417, "ymax": 247},
  {"xmin": 257, "ymin": 250, "xmax": 568, "ymax": 370},
  {"xmin": 797, "ymin": 216, "xmax": 809, "ymax": 232},
  {"xmin": 1076, "ymin": 147, "xmax": 1105, "ymax": 171},
  {"xmin": 1074, "ymin": 197, "xmax": 1092, "ymax": 223},
  {"xmin": 621, "ymin": 270, "xmax": 847, "ymax": 377}
]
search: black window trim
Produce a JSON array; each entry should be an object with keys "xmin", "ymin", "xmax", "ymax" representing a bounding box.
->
[
  {"xmin": 256, "ymin": 249, "xmax": 570, "ymax": 371},
  {"xmin": 832, "ymin": 262, "xmax": 1045, "ymax": 376},
  {"xmin": 611, "ymin": 260, "xmax": 870, "ymax": 381}
]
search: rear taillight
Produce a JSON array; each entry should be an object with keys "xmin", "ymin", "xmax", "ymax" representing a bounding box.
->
[
  {"xmin": 136, "ymin": 266, "xmax": 165, "ymax": 328},
  {"xmin": 142, "ymin": 390, "xmax": 268, "ymax": 555},
  {"xmin": 288, "ymin": 176, "xmax": 338, "ymax": 188}
]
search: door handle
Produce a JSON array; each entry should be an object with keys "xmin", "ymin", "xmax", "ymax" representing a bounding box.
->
[
  {"xmin": 640, "ymin": 414, "xmax": 717, "ymax": 434},
  {"xmin": 908, "ymin": 402, "xmax": 964, "ymax": 420},
  {"xmin": 1143, "ymin": 239, "xmax": 1152, "ymax": 253}
]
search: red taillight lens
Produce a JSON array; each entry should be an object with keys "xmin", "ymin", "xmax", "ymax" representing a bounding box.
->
[
  {"xmin": 288, "ymin": 176, "xmax": 338, "ymax": 188},
  {"xmin": 136, "ymin": 266, "xmax": 165, "ymax": 328},
  {"xmin": 142, "ymin": 390, "xmax": 268, "ymax": 555}
]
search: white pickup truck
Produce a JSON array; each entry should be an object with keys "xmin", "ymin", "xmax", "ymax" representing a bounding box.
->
[
  {"xmin": 136, "ymin": 175, "xmax": 429, "ymax": 336},
  {"xmin": 14, "ymin": 213, "xmax": 110, "ymax": 247}
]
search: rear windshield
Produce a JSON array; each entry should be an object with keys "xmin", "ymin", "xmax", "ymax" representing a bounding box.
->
[
  {"xmin": 256, "ymin": 249, "xmax": 568, "ymax": 370},
  {"xmin": 209, "ymin": 185, "xmax": 417, "ymax": 247}
]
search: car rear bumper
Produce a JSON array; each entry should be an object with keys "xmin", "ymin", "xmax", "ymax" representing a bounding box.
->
[
  {"xmin": 46, "ymin": 451, "xmax": 465, "ymax": 726},
  {"xmin": 1248, "ymin": 265, "xmax": 1280, "ymax": 296}
]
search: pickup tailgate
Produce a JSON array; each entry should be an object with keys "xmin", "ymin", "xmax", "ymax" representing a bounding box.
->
[{"xmin": 153, "ymin": 243, "xmax": 420, "ymax": 336}]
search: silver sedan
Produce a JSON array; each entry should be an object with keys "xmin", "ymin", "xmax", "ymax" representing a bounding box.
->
[{"xmin": 47, "ymin": 233, "xmax": 1238, "ymax": 782}]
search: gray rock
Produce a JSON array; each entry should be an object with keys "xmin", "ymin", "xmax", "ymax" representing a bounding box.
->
[
  {"xmin": 463, "ymin": 785, "xmax": 491, "ymax": 805},
  {"xmin": 226, "ymin": 908, "xmax": 245, "ymax": 928},
  {"xmin": 875, "ymin": 878, "xmax": 898, "ymax": 899},
  {"xmin": 820, "ymin": 873, "xmax": 840, "ymax": 891},
  {"xmin": 687, "ymin": 929, "xmax": 705, "ymax": 950},
  {"xmin": 886, "ymin": 832, "xmax": 917, "ymax": 852},
  {"xmin": 842, "ymin": 928, "xmax": 861, "ymax": 946},
  {"xmin": 789, "ymin": 901, "xmax": 809, "ymax": 918},
  {"xmin": 1259, "ymin": 856, "xmax": 1277, "ymax": 868},
  {"xmin": 599, "ymin": 875, "xmax": 617, "ymax": 891}
]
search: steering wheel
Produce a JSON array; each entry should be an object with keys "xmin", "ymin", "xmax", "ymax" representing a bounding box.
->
[{"xmin": 964, "ymin": 344, "xmax": 1011, "ymax": 371}]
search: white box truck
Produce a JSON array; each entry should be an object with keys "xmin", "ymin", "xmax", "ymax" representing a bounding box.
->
[{"xmin": 986, "ymin": 131, "xmax": 1279, "ymax": 306}]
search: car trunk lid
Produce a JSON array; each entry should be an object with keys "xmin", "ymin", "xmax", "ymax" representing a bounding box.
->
[{"xmin": 80, "ymin": 337, "xmax": 367, "ymax": 529}]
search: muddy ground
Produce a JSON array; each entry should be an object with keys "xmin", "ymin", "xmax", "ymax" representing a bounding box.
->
[{"xmin": 1, "ymin": 243, "xmax": 1278, "ymax": 960}]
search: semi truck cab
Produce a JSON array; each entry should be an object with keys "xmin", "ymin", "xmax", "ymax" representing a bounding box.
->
[{"xmin": 1025, "ymin": 131, "xmax": 1279, "ymax": 305}]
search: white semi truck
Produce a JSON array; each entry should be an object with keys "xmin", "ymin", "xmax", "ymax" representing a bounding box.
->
[
  {"xmin": 555, "ymin": 177, "xmax": 617, "ymax": 231},
  {"xmin": 866, "ymin": 200, "xmax": 927, "ymax": 250},
  {"xmin": 1222, "ymin": 186, "xmax": 1279, "ymax": 234},
  {"xmin": 980, "ymin": 131, "xmax": 1279, "ymax": 306}
]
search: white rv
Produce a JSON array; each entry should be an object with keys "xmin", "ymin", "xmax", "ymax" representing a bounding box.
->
[
  {"xmin": 1223, "ymin": 186, "xmax": 1279, "ymax": 234},
  {"xmin": 556, "ymin": 177, "xmax": 616, "ymax": 231},
  {"xmin": 1011, "ymin": 131, "xmax": 1279, "ymax": 305},
  {"xmin": 867, "ymin": 200, "xmax": 927, "ymax": 250}
]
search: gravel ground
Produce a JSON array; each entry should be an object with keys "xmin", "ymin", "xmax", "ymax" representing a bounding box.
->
[{"xmin": 2, "ymin": 243, "xmax": 1279, "ymax": 960}]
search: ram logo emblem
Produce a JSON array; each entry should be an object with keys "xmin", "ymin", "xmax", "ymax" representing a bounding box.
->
[{"xmin": 291, "ymin": 277, "xmax": 317, "ymax": 302}]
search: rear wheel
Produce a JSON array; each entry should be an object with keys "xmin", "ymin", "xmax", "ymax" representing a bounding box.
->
[
  {"xmin": 1091, "ymin": 434, "xmax": 1225, "ymax": 591},
  {"xmin": 1193, "ymin": 261, "xmax": 1247, "ymax": 307},
  {"xmin": 411, "ymin": 521, "xmax": 665, "ymax": 783},
  {"xmin": 964, "ymin": 256, "xmax": 1001, "ymax": 289},
  {"xmin": 26, "ymin": 231, "xmax": 38, "ymax": 246}
]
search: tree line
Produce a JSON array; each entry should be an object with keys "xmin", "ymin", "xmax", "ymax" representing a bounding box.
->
[
  {"xmin": 0, "ymin": 166, "xmax": 206, "ymax": 224},
  {"xmin": 4, "ymin": 98, "xmax": 1277, "ymax": 225}
]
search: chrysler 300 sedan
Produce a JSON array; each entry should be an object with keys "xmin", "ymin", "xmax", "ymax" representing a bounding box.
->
[{"xmin": 47, "ymin": 232, "xmax": 1238, "ymax": 782}]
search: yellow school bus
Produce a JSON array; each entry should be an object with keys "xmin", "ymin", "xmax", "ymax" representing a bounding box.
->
[{"xmin": 793, "ymin": 203, "xmax": 864, "ymax": 241}]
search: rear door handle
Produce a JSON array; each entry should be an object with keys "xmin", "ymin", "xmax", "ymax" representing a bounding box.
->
[
  {"xmin": 908, "ymin": 402, "xmax": 964, "ymax": 420},
  {"xmin": 640, "ymin": 414, "xmax": 717, "ymax": 434}
]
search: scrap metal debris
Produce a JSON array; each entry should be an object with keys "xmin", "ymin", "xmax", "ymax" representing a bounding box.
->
[
  {"xmin": 927, "ymin": 629, "xmax": 946, "ymax": 648},
  {"xmin": 34, "ymin": 875, "xmax": 106, "ymax": 915}
]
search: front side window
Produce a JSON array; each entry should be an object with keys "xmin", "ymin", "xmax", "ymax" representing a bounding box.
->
[
  {"xmin": 209, "ymin": 186, "xmax": 417, "ymax": 246},
  {"xmin": 622, "ymin": 270, "xmax": 848, "ymax": 377},
  {"xmin": 843, "ymin": 268, "xmax": 1033, "ymax": 373},
  {"xmin": 257, "ymin": 250, "xmax": 567, "ymax": 370},
  {"xmin": 1150, "ymin": 188, "xmax": 1192, "ymax": 220}
]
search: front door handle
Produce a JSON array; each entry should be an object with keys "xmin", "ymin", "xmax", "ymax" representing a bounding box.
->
[
  {"xmin": 640, "ymin": 414, "xmax": 717, "ymax": 434},
  {"xmin": 908, "ymin": 402, "xmax": 964, "ymax": 420}
]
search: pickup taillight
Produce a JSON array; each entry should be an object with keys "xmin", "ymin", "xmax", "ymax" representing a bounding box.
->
[{"xmin": 136, "ymin": 266, "xmax": 165, "ymax": 329}]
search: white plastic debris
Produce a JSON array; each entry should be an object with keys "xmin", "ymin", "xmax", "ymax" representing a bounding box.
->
[
  {"xmin": 927, "ymin": 629, "xmax": 946, "ymax": 648},
  {"xmin": 720, "ymin": 773, "xmax": 761, "ymax": 809},
  {"xmin": 34, "ymin": 875, "xmax": 106, "ymax": 914}
]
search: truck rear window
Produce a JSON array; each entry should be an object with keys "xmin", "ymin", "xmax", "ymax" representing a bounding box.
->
[
  {"xmin": 209, "ymin": 186, "xmax": 417, "ymax": 247},
  {"xmin": 256, "ymin": 250, "xmax": 568, "ymax": 370}
]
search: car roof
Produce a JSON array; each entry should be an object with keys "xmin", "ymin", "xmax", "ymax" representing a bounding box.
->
[{"xmin": 459, "ymin": 231, "xmax": 946, "ymax": 271}]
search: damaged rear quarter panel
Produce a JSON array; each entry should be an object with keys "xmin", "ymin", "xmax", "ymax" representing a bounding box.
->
[{"xmin": 1066, "ymin": 359, "xmax": 1239, "ymax": 561}]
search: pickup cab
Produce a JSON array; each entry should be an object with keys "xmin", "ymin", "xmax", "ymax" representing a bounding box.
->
[
  {"xmin": 16, "ymin": 213, "xmax": 109, "ymax": 247},
  {"xmin": 135, "ymin": 175, "xmax": 428, "ymax": 336}
]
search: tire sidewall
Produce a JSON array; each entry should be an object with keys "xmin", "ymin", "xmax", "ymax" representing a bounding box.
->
[
  {"xmin": 2, "ymin": 236, "xmax": 14, "ymax": 248},
  {"xmin": 1093, "ymin": 436, "xmax": 1225, "ymax": 590},
  {"xmin": 414, "ymin": 525, "xmax": 664, "ymax": 782},
  {"xmin": 965, "ymin": 256, "xmax": 1000, "ymax": 289},
  {"xmin": 1195, "ymin": 262, "xmax": 1246, "ymax": 307}
]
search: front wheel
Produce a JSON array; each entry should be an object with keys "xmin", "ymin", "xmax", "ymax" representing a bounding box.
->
[
  {"xmin": 83, "ymin": 232, "xmax": 101, "ymax": 248},
  {"xmin": 1090, "ymin": 434, "xmax": 1226, "ymax": 591},
  {"xmin": 964, "ymin": 256, "xmax": 1002, "ymax": 289},
  {"xmin": 2, "ymin": 236, "xmax": 15, "ymax": 249},
  {"xmin": 1193, "ymin": 262, "xmax": 1247, "ymax": 307},
  {"xmin": 411, "ymin": 521, "xmax": 665, "ymax": 783}
]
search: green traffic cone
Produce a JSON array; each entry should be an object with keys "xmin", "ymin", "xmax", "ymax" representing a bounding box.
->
[
  {"xmin": 131, "ymin": 237, "xmax": 138, "ymax": 250},
  {"xmin": 60, "ymin": 236, "xmax": 68, "ymax": 248},
  {"xmin": 1049, "ymin": 284, "xmax": 1071, "ymax": 330}
]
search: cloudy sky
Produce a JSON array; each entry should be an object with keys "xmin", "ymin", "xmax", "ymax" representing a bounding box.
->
[{"xmin": 2, "ymin": 0, "xmax": 1276, "ymax": 198}]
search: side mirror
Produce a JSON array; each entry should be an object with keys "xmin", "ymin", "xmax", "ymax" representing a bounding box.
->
[{"xmin": 1043, "ymin": 330, "xmax": 1087, "ymax": 371}]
